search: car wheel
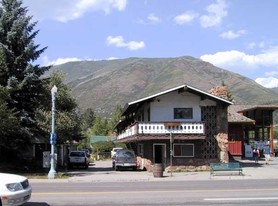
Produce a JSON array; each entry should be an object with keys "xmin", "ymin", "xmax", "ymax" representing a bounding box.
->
[
  {"xmin": 132, "ymin": 166, "xmax": 137, "ymax": 171},
  {"xmin": 115, "ymin": 166, "xmax": 119, "ymax": 171}
]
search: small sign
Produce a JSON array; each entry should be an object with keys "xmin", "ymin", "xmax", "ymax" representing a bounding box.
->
[
  {"xmin": 50, "ymin": 133, "xmax": 57, "ymax": 144},
  {"xmin": 164, "ymin": 122, "xmax": 181, "ymax": 127},
  {"xmin": 244, "ymin": 144, "xmax": 253, "ymax": 158},
  {"xmin": 43, "ymin": 151, "xmax": 50, "ymax": 168}
]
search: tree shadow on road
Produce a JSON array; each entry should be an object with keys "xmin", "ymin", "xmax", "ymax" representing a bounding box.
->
[
  {"xmin": 236, "ymin": 158, "xmax": 264, "ymax": 168},
  {"xmin": 65, "ymin": 162, "xmax": 115, "ymax": 177},
  {"xmin": 89, "ymin": 162, "xmax": 114, "ymax": 172}
]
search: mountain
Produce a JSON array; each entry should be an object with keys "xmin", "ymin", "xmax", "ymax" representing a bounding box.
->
[
  {"xmin": 272, "ymin": 87, "xmax": 278, "ymax": 93},
  {"xmin": 50, "ymin": 56, "xmax": 278, "ymax": 117}
]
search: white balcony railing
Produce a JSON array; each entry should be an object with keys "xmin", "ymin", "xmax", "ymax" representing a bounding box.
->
[{"xmin": 117, "ymin": 122, "xmax": 205, "ymax": 140}]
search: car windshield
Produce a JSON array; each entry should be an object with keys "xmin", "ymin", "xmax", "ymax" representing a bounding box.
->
[
  {"xmin": 117, "ymin": 150, "xmax": 135, "ymax": 158},
  {"xmin": 70, "ymin": 152, "xmax": 85, "ymax": 157}
]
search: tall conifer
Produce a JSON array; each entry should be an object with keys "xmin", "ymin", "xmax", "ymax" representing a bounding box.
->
[{"xmin": 0, "ymin": 0, "xmax": 49, "ymax": 146}]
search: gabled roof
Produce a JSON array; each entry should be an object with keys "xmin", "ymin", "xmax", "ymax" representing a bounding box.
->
[
  {"xmin": 228, "ymin": 104, "xmax": 278, "ymax": 124},
  {"xmin": 231, "ymin": 105, "xmax": 278, "ymax": 113},
  {"xmin": 228, "ymin": 111, "xmax": 255, "ymax": 124},
  {"xmin": 122, "ymin": 84, "xmax": 233, "ymax": 116}
]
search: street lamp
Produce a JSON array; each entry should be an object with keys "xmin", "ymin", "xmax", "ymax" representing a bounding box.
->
[
  {"xmin": 48, "ymin": 85, "xmax": 57, "ymax": 179},
  {"xmin": 170, "ymin": 132, "xmax": 173, "ymax": 177}
]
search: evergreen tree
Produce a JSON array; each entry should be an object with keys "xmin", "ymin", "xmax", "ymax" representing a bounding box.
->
[
  {"xmin": 221, "ymin": 80, "xmax": 234, "ymax": 102},
  {"xmin": 0, "ymin": 87, "xmax": 21, "ymax": 148},
  {"xmin": 36, "ymin": 72, "xmax": 84, "ymax": 144},
  {"xmin": 89, "ymin": 116, "xmax": 109, "ymax": 136},
  {"xmin": 0, "ymin": 0, "xmax": 49, "ymax": 147},
  {"xmin": 108, "ymin": 104, "xmax": 122, "ymax": 135},
  {"xmin": 81, "ymin": 108, "xmax": 96, "ymax": 133}
]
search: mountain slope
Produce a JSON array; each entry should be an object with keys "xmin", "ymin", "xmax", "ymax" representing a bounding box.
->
[{"xmin": 50, "ymin": 56, "xmax": 278, "ymax": 116}]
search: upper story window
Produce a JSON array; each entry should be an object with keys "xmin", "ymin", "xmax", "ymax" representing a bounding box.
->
[{"xmin": 174, "ymin": 108, "xmax": 193, "ymax": 119}]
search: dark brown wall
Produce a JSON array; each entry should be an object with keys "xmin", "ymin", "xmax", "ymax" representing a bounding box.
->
[{"xmin": 216, "ymin": 102, "xmax": 229, "ymax": 133}]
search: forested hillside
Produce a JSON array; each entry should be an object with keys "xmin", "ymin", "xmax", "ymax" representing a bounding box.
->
[{"xmin": 50, "ymin": 56, "xmax": 278, "ymax": 116}]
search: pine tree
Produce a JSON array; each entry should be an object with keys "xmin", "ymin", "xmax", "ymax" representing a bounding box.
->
[
  {"xmin": 81, "ymin": 108, "xmax": 96, "ymax": 133},
  {"xmin": 0, "ymin": 87, "xmax": 21, "ymax": 148},
  {"xmin": 0, "ymin": 0, "xmax": 49, "ymax": 147},
  {"xmin": 221, "ymin": 80, "xmax": 234, "ymax": 102},
  {"xmin": 108, "ymin": 104, "xmax": 122, "ymax": 134},
  {"xmin": 90, "ymin": 116, "xmax": 109, "ymax": 136},
  {"xmin": 36, "ymin": 71, "xmax": 84, "ymax": 144}
]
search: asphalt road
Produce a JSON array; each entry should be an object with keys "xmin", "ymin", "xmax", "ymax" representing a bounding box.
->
[
  {"xmin": 25, "ymin": 179, "xmax": 278, "ymax": 206},
  {"xmin": 23, "ymin": 158, "xmax": 278, "ymax": 206}
]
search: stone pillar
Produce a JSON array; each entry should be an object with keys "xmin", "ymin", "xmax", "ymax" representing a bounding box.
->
[{"xmin": 215, "ymin": 133, "xmax": 229, "ymax": 163}]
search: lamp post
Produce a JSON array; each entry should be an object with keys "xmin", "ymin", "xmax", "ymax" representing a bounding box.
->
[
  {"xmin": 48, "ymin": 85, "xmax": 57, "ymax": 179},
  {"xmin": 170, "ymin": 132, "xmax": 173, "ymax": 177}
]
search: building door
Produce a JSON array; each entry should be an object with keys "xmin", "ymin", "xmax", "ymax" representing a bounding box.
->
[{"xmin": 153, "ymin": 144, "xmax": 166, "ymax": 167}]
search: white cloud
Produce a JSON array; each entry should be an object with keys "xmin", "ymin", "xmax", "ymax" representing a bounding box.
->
[
  {"xmin": 136, "ymin": 13, "xmax": 161, "ymax": 24},
  {"xmin": 174, "ymin": 11, "xmax": 199, "ymax": 25},
  {"xmin": 106, "ymin": 36, "xmax": 145, "ymax": 50},
  {"xmin": 42, "ymin": 56, "xmax": 120, "ymax": 66},
  {"xmin": 220, "ymin": 30, "xmax": 246, "ymax": 39},
  {"xmin": 41, "ymin": 56, "xmax": 92, "ymax": 66},
  {"xmin": 247, "ymin": 42, "xmax": 257, "ymax": 50},
  {"xmin": 265, "ymin": 71, "xmax": 278, "ymax": 77},
  {"xmin": 48, "ymin": 58, "xmax": 82, "ymax": 66},
  {"xmin": 200, "ymin": 0, "xmax": 228, "ymax": 28},
  {"xmin": 200, "ymin": 47, "xmax": 278, "ymax": 88},
  {"xmin": 255, "ymin": 77, "xmax": 278, "ymax": 88},
  {"xmin": 23, "ymin": 0, "xmax": 128, "ymax": 22},
  {"xmin": 200, "ymin": 48, "xmax": 278, "ymax": 70},
  {"xmin": 147, "ymin": 14, "xmax": 160, "ymax": 24},
  {"xmin": 247, "ymin": 41, "xmax": 266, "ymax": 49},
  {"xmin": 107, "ymin": 57, "xmax": 119, "ymax": 60}
]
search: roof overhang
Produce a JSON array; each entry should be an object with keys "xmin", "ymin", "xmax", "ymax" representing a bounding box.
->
[
  {"xmin": 237, "ymin": 105, "xmax": 278, "ymax": 113},
  {"xmin": 228, "ymin": 111, "xmax": 255, "ymax": 124}
]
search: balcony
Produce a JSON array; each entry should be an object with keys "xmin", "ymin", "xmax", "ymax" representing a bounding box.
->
[{"xmin": 117, "ymin": 121, "xmax": 205, "ymax": 140}]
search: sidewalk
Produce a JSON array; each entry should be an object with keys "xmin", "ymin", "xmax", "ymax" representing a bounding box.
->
[{"xmin": 30, "ymin": 157, "xmax": 278, "ymax": 183}]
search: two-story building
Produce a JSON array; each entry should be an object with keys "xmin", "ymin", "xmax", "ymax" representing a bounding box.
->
[
  {"xmin": 228, "ymin": 105, "xmax": 278, "ymax": 159},
  {"xmin": 115, "ymin": 84, "xmax": 233, "ymax": 171}
]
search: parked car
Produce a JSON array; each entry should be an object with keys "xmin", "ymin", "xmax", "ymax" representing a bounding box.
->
[
  {"xmin": 68, "ymin": 150, "xmax": 89, "ymax": 169},
  {"xmin": 111, "ymin": 147, "xmax": 123, "ymax": 158},
  {"xmin": 112, "ymin": 149, "xmax": 137, "ymax": 171},
  {"xmin": 0, "ymin": 173, "xmax": 32, "ymax": 206}
]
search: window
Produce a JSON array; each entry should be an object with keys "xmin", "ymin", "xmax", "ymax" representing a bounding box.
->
[
  {"xmin": 173, "ymin": 144, "xmax": 194, "ymax": 157},
  {"xmin": 174, "ymin": 108, "xmax": 193, "ymax": 119},
  {"xmin": 137, "ymin": 144, "xmax": 144, "ymax": 157}
]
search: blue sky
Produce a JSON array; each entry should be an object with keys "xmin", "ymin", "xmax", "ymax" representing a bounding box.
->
[{"xmin": 23, "ymin": 0, "xmax": 278, "ymax": 88}]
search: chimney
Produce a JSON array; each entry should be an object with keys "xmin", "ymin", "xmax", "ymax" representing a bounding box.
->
[{"xmin": 209, "ymin": 85, "xmax": 228, "ymax": 100}]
